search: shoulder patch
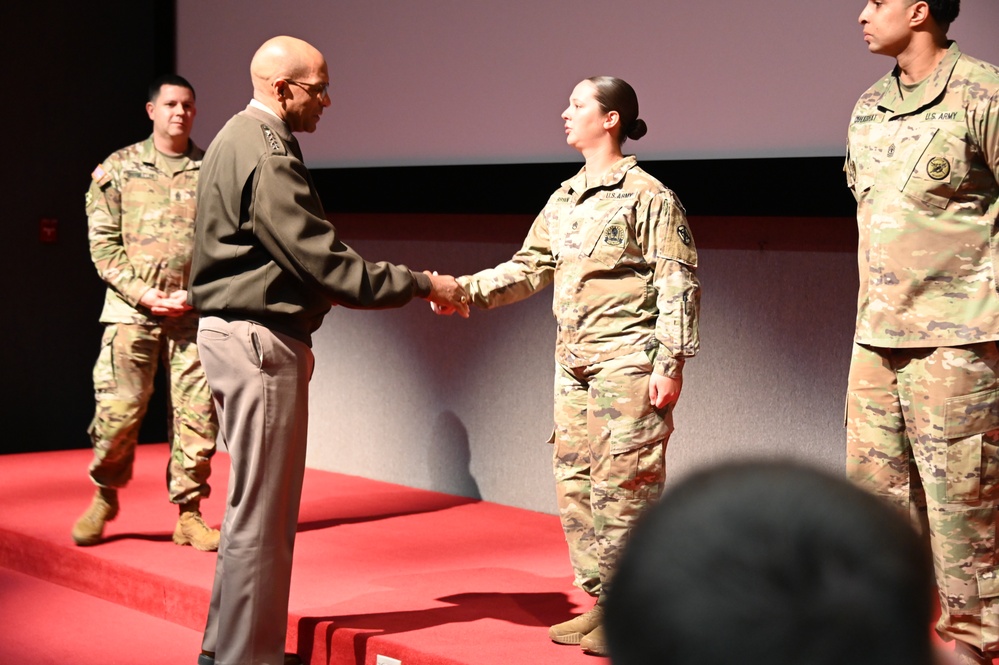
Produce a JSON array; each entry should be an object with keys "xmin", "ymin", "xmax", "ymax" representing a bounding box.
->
[
  {"xmin": 261, "ymin": 125, "xmax": 286, "ymax": 155},
  {"xmin": 90, "ymin": 164, "xmax": 112, "ymax": 188},
  {"xmin": 677, "ymin": 225, "xmax": 692, "ymax": 246},
  {"xmin": 655, "ymin": 193, "xmax": 697, "ymax": 266}
]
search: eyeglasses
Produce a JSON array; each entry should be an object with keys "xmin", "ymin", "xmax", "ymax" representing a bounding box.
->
[{"xmin": 285, "ymin": 79, "xmax": 330, "ymax": 99}]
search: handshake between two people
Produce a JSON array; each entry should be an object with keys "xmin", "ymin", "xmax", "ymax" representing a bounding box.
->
[{"xmin": 423, "ymin": 270, "xmax": 470, "ymax": 318}]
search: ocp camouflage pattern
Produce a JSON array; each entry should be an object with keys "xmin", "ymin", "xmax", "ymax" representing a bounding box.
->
[
  {"xmin": 845, "ymin": 42, "xmax": 999, "ymax": 348},
  {"xmin": 846, "ymin": 342, "xmax": 999, "ymax": 651},
  {"xmin": 460, "ymin": 155, "xmax": 700, "ymax": 378},
  {"xmin": 87, "ymin": 136, "xmax": 204, "ymax": 323}
]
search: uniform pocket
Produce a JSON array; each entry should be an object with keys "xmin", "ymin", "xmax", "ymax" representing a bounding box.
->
[
  {"xmin": 197, "ymin": 327, "xmax": 230, "ymax": 342},
  {"xmin": 979, "ymin": 566, "xmax": 999, "ymax": 601},
  {"xmin": 583, "ymin": 208, "xmax": 629, "ymax": 268},
  {"xmin": 977, "ymin": 565, "xmax": 999, "ymax": 648},
  {"xmin": 899, "ymin": 127, "xmax": 973, "ymax": 209},
  {"xmin": 604, "ymin": 351, "xmax": 674, "ymax": 455},
  {"xmin": 609, "ymin": 408, "xmax": 672, "ymax": 455},
  {"xmin": 943, "ymin": 388, "xmax": 999, "ymax": 502},
  {"xmin": 944, "ymin": 388, "xmax": 999, "ymax": 439},
  {"xmin": 975, "ymin": 566, "xmax": 999, "ymax": 651},
  {"xmin": 92, "ymin": 325, "xmax": 119, "ymax": 393}
]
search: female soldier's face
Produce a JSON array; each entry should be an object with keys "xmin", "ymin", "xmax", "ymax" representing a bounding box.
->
[{"xmin": 562, "ymin": 81, "xmax": 612, "ymax": 152}]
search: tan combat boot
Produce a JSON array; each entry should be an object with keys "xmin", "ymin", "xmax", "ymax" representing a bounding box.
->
[
  {"xmin": 173, "ymin": 500, "xmax": 220, "ymax": 551},
  {"xmin": 71, "ymin": 487, "xmax": 119, "ymax": 546},
  {"xmin": 580, "ymin": 623, "xmax": 609, "ymax": 656},
  {"xmin": 549, "ymin": 604, "xmax": 604, "ymax": 645}
]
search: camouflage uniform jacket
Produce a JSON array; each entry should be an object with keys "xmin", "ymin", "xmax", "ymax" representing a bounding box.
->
[
  {"xmin": 845, "ymin": 42, "xmax": 999, "ymax": 348},
  {"xmin": 86, "ymin": 135, "xmax": 203, "ymax": 324},
  {"xmin": 462, "ymin": 155, "xmax": 700, "ymax": 378}
]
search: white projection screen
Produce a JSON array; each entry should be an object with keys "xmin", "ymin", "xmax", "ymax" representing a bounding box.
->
[{"xmin": 178, "ymin": 1, "xmax": 999, "ymax": 168}]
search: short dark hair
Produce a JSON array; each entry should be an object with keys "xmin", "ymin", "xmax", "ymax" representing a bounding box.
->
[
  {"xmin": 148, "ymin": 74, "xmax": 196, "ymax": 103},
  {"xmin": 585, "ymin": 76, "xmax": 647, "ymax": 145},
  {"xmin": 917, "ymin": 0, "xmax": 960, "ymax": 28},
  {"xmin": 606, "ymin": 461, "xmax": 935, "ymax": 665}
]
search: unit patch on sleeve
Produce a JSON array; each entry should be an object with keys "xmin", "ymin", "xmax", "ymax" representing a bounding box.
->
[{"xmin": 677, "ymin": 225, "xmax": 692, "ymax": 246}]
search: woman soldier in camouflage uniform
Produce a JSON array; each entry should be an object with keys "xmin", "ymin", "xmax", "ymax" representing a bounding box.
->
[{"xmin": 437, "ymin": 76, "xmax": 700, "ymax": 656}]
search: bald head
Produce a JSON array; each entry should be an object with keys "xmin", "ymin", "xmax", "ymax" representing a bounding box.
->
[
  {"xmin": 249, "ymin": 36, "xmax": 330, "ymax": 132},
  {"xmin": 251, "ymin": 36, "xmax": 324, "ymax": 96}
]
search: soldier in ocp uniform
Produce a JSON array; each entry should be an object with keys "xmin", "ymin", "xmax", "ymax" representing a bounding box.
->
[
  {"xmin": 435, "ymin": 76, "xmax": 700, "ymax": 656},
  {"xmin": 844, "ymin": 2, "xmax": 999, "ymax": 663},
  {"xmin": 72, "ymin": 75, "xmax": 220, "ymax": 552}
]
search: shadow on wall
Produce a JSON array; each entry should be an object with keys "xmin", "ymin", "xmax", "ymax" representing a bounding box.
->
[{"xmin": 426, "ymin": 411, "xmax": 481, "ymax": 500}]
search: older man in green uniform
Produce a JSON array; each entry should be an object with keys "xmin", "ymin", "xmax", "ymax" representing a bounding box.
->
[
  {"xmin": 73, "ymin": 74, "xmax": 219, "ymax": 552},
  {"xmin": 844, "ymin": 2, "xmax": 999, "ymax": 663},
  {"xmin": 189, "ymin": 36, "xmax": 468, "ymax": 665}
]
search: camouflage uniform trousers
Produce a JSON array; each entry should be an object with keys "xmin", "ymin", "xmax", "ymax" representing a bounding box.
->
[
  {"xmin": 88, "ymin": 319, "xmax": 218, "ymax": 505},
  {"xmin": 846, "ymin": 342, "xmax": 999, "ymax": 652},
  {"xmin": 552, "ymin": 349, "xmax": 671, "ymax": 603}
]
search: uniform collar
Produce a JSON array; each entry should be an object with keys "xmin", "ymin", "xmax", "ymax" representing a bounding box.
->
[
  {"xmin": 564, "ymin": 154, "xmax": 637, "ymax": 194},
  {"xmin": 243, "ymin": 102, "xmax": 294, "ymax": 143},
  {"xmin": 877, "ymin": 41, "xmax": 961, "ymax": 116},
  {"xmin": 139, "ymin": 135, "xmax": 201, "ymax": 172},
  {"xmin": 249, "ymin": 97, "xmax": 281, "ymax": 119}
]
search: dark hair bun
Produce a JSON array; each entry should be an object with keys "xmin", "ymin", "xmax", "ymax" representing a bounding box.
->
[{"xmin": 627, "ymin": 118, "xmax": 648, "ymax": 141}]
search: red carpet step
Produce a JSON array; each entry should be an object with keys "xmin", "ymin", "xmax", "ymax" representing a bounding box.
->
[
  {"xmin": 0, "ymin": 566, "xmax": 203, "ymax": 665},
  {"xmin": 0, "ymin": 445, "xmax": 603, "ymax": 664}
]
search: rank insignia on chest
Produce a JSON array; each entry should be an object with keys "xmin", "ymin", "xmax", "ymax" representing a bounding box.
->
[
  {"xmin": 926, "ymin": 156, "xmax": 950, "ymax": 181},
  {"xmin": 603, "ymin": 223, "xmax": 626, "ymax": 247}
]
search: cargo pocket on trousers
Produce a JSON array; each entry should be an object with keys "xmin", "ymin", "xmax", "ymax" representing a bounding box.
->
[
  {"xmin": 943, "ymin": 388, "xmax": 999, "ymax": 503},
  {"xmin": 608, "ymin": 409, "xmax": 673, "ymax": 455},
  {"xmin": 978, "ymin": 566, "xmax": 999, "ymax": 648},
  {"xmin": 979, "ymin": 567, "xmax": 999, "ymax": 602},
  {"xmin": 93, "ymin": 325, "xmax": 119, "ymax": 393}
]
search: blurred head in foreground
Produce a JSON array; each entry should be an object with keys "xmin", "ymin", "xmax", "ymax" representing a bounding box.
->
[{"xmin": 606, "ymin": 460, "xmax": 936, "ymax": 665}]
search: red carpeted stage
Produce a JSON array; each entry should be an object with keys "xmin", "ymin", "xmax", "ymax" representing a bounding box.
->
[{"xmin": 0, "ymin": 445, "xmax": 602, "ymax": 665}]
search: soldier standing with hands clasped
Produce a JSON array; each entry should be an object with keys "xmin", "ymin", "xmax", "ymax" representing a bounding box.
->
[{"xmin": 73, "ymin": 75, "xmax": 220, "ymax": 552}]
